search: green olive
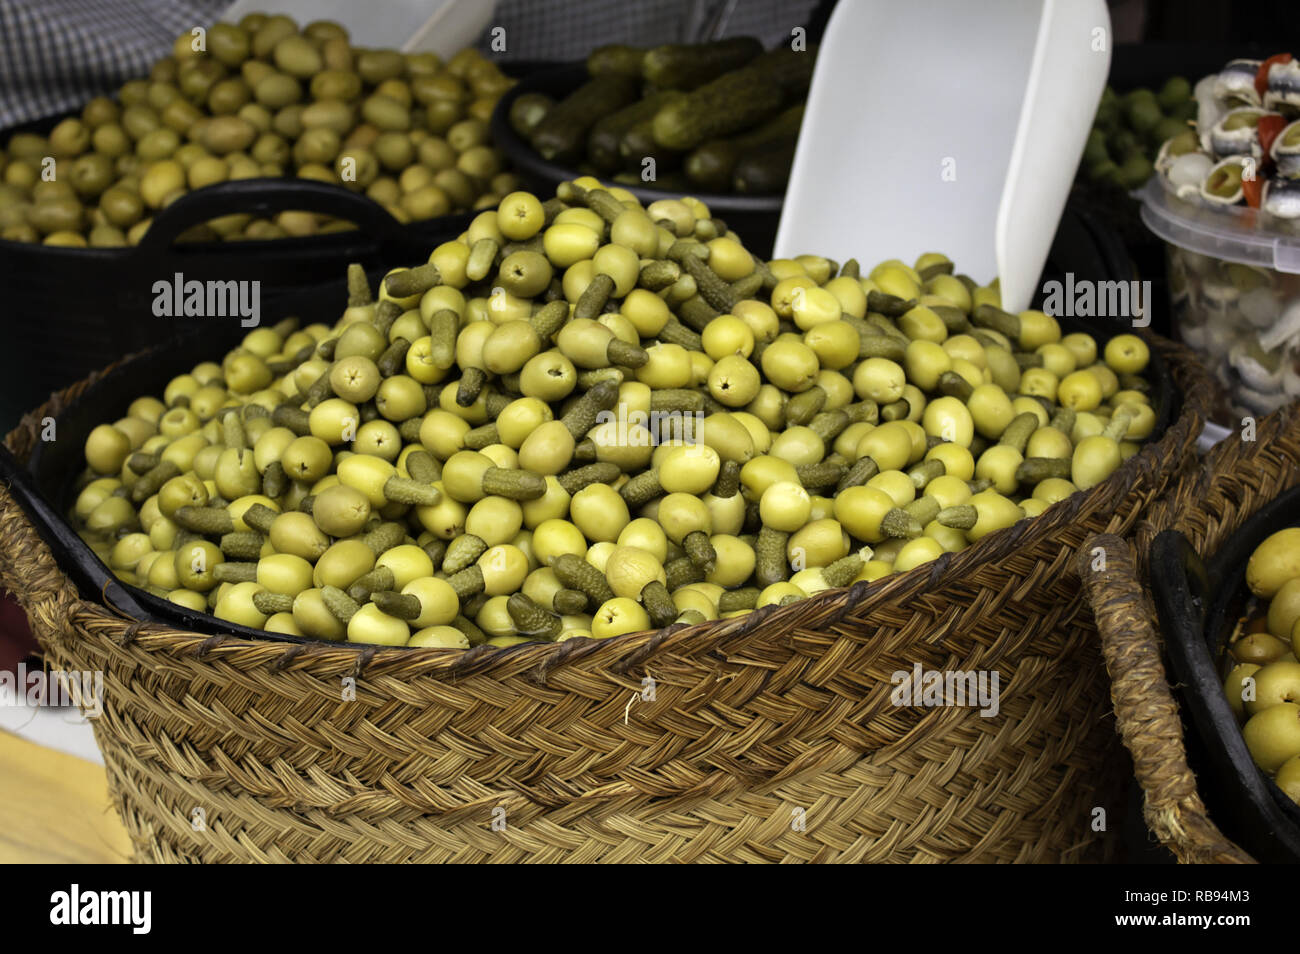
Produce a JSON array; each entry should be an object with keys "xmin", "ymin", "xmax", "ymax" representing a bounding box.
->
[
  {"xmin": 310, "ymin": 483, "xmax": 369, "ymax": 537},
  {"xmin": 336, "ymin": 321, "xmax": 388, "ymax": 362},
  {"xmin": 157, "ymin": 473, "xmax": 209, "ymax": 517},
  {"xmin": 1071, "ymin": 435, "xmax": 1121, "ymax": 490},
  {"xmin": 465, "ymin": 496, "xmax": 524, "ymax": 546},
  {"xmin": 708, "ymin": 355, "xmax": 761, "ymax": 408},
  {"xmin": 375, "ymin": 374, "xmax": 428, "ymax": 422},
  {"xmin": 788, "ymin": 518, "xmax": 849, "ymax": 568},
  {"xmin": 347, "ymin": 603, "xmax": 410, "ymax": 646},
  {"xmin": 279, "ymin": 435, "xmax": 332, "ymax": 484},
  {"xmin": 496, "ymin": 397, "xmax": 553, "ymax": 447},
  {"xmin": 174, "ymin": 540, "xmax": 222, "ymax": 591},
  {"xmin": 354, "ymin": 420, "xmax": 401, "ymax": 460},
  {"xmin": 570, "ymin": 483, "xmax": 631, "ymax": 542},
  {"xmin": 591, "ymin": 597, "xmax": 650, "ymax": 638},
  {"xmin": 289, "ymin": 588, "xmax": 343, "ymax": 640},
  {"xmin": 497, "ymin": 250, "xmax": 553, "ymax": 299},
  {"xmin": 84, "ymin": 424, "xmax": 133, "ymax": 474},
  {"xmin": 48, "ymin": 118, "xmax": 91, "ymax": 157},
  {"xmin": 269, "ymin": 511, "xmax": 329, "ymax": 562},
  {"xmin": 29, "ymin": 197, "xmax": 86, "ymax": 236},
  {"xmin": 327, "ymin": 354, "xmax": 380, "ymax": 403},
  {"xmin": 314, "ymin": 539, "xmax": 376, "ymax": 590},
  {"xmin": 517, "ymin": 420, "xmax": 575, "ymax": 475},
  {"xmin": 769, "ymin": 426, "xmax": 823, "ymax": 467},
  {"xmin": 658, "ymin": 443, "xmax": 721, "ymax": 495},
  {"xmin": 214, "ymin": 581, "xmax": 268, "ymax": 629},
  {"xmin": 760, "ymin": 480, "xmax": 812, "ymax": 533},
  {"xmin": 761, "ymin": 339, "xmax": 820, "ymax": 393}
]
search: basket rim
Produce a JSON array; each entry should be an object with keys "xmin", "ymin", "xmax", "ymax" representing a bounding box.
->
[{"xmin": 4, "ymin": 335, "xmax": 1213, "ymax": 679}]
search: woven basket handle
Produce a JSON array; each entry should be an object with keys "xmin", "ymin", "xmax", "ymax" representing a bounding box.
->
[{"xmin": 1078, "ymin": 533, "xmax": 1254, "ymax": 864}]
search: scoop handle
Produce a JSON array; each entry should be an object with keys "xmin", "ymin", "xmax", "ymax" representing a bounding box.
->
[
  {"xmin": 996, "ymin": 0, "xmax": 1112, "ymax": 311},
  {"xmin": 136, "ymin": 177, "xmax": 410, "ymax": 253}
]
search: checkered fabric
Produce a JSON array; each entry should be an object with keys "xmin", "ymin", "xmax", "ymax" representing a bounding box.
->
[
  {"xmin": 479, "ymin": 0, "xmax": 820, "ymax": 61},
  {"xmin": 0, "ymin": 0, "xmax": 227, "ymax": 129}
]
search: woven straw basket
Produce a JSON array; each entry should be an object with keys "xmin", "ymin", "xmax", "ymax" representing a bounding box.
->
[
  {"xmin": 1081, "ymin": 404, "xmax": 1300, "ymax": 864},
  {"xmin": 2, "ymin": 339, "xmax": 1212, "ymax": 864}
]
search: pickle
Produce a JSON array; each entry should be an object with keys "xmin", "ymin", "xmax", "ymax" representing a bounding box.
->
[
  {"xmin": 370, "ymin": 590, "xmax": 422, "ymax": 621},
  {"xmin": 362, "ymin": 521, "xmax": 406, "ymax": 554},
  {"xmin": 174, "ymin": 505, "xmax": 235, "ymax": 535},
  {"xmin": 130, "ymin": 460, "xmax": 181, "ymax": 503},
  {"xmin": 867, "ymin": 291, "xmax": 915, "ymax": 317},
  {"xmin": 322, "ymin": 584, "xmax": 362, "ymax": 623},
  {"xmin": 253, "ymin": 591, "xmax": 294, "ymax": 616},
  {"xmin": 506, "ymin": 593, "xmax": 562, "ymax": 639},
  {"xmin": 443, "ymin": 533, "xmax": 488, "ymax": 573},
  {"xmin": 213, "ymin": 561, "xmax": 258, "ymax": 583},
  {"xmin": 575, "ymin": 273, "xmax": 615, "ymax": 321},
  {"xmin": 551, "ymin": 552, "xmax": 615, "ymax": 606},
  {"xmin": 822, "ymin": 554, "xmax": 865, "ymax": 588},
  {"xmin": 1016, "ymin": 457, "xmax": 1070, "ymax": 485},
  {"xmin": 755, "ymin": 526, "xmax": 789, "ymax": 586},
  {"xmin": 638, "ymin": 260, "xmax": 680, "ymax": 291},
  {"xmin": 560, "ymin": 379, "xmax": 620, "ymax": 439},
  {"xmin": 347, "ymin": 566, "xmax": 397, "ymax": 603},
  {"xmin": 466, "ymin": 238, "xmax": 499, "ymax": 283},
  {"xmin": 557, "ymin": 462, "xmax": 621, "ymax": 495},
  {"xmin": 620, "ymin": 470, "xmax": 664, "ymax": 507},
  {"xmin": 665, "ymin": 556, "xmax": 704, "ymax": 590},
  {"xmin": 383, "ymin": 476, "xmax": 442, "ymax": 506},
  {"xmin": 971, "ymin": 304, "xmax": 1020, "ymax": 341},
  {"xmin": 784, "ymin": 387, "xmax": 825, "ymax": 426},
  {"xmin": 640, "ymin": 580, "xmax": 678, "ymax": 628},
  {"xmin": 383, "ymin": 263, "xmax": 441, "ymax": 299},
  {"xmin": 220, "ymin": 531, "xmax": 265, "ymax": 560},
  {"xmin": 836, "ymin": 456, "xmax": 880, "ymax": 492},
  {"xmin": 261, "ymin": 460, "xmax": 287, "ymax": 499}
]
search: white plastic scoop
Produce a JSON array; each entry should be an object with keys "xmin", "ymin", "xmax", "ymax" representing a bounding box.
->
[{"xmin": 774, "ymin": 0, "xmax": 1111, "ymax": 311}]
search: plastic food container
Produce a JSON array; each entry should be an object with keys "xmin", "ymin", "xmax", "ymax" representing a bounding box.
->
[
  {"xmin": 0, "ymin": 176, "xmax": 473, "ymax": 431},
  {"xmin": 1140, "ymin": 176, "xmax": 1300, "ymax": 422}
]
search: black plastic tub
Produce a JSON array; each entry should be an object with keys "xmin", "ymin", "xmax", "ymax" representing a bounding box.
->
[
  {"xmin": 489, "ymin": 63, "xmax": 784, "ymax": 257},
  {"xmin": 1149, "ymin": 503, "xmax": 1300, "ymax": 864},
  {"xmin": 0, "ymin": 287, "xmax": 1181, "ymax": 652},
  {"xmin": 0, "ymin": 175, "xmax": 473, "ymax": 430},
  {"xmin": 0, "ymin": 61, "xmax": 571, "ymax": 428}
]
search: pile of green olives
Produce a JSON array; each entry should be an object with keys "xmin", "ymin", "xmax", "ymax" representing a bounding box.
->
[
  {"xmin": 72, "ymin": 179, "xmax": 1156, "ymax": 649},
  {"xmin": 1083, "ymin": 78, "xmax": 1195, "ymax": 191},
  {"xmin": 0, "ymin": 12, "xmax": 516, "ymax": 247}
]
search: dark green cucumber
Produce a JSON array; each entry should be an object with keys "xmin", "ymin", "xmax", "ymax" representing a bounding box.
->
[
  {"xmin": 586, "ymin": 44, "xmax": 646, "ymax": 80},
  {"xmin": 684, "ymin": 104, "xmax": 804, "ymax": 191},
  {"xmin": 732, "ymin": 135, "xmax": 797, "ymax": 194},
  {"xmin": 587, "ymin": 90, "xmax": 685, "ymax": 173},
  {"xmin": 748, "ymin": 46, "xmax": 818, "ymax": 97},
  {"xmin": 618, "ymin": 117, "xmax": 683, "ymax": 174},
  {"xmin": 641, "ymin": 37, "xmax": 763, "ymax": 90},
  {"xmin": 530, "ymin": 75, "xmax": 640, "ymax": 163},
  {"xmin": 509, "ymin": 92, "xmax": 554, "ymax": 139},
  {"xmin": 651, "ymin": 66, "xmax": 782, "ymax": 151}
]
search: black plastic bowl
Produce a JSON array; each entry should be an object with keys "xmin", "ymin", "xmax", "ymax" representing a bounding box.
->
[
  {"xmin": 489, "ymin": 63, "xmax": 784, "ymax": 257},
  {"xmin": 0, "ymin": 174, "xmax": 474, "ymax": 430},
  {"xmin": 0, "ymin": 291, "xmax": 1179, "ymax": 653},
  {"xmin": 1149, "ymin": 507, "xmax": 1300, "ymax": 864}
]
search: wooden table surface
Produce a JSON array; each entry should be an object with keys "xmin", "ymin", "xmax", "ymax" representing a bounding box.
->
[{"xmin": 0, "ymin": 729, "xmax": 131, "ymax": 863}]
